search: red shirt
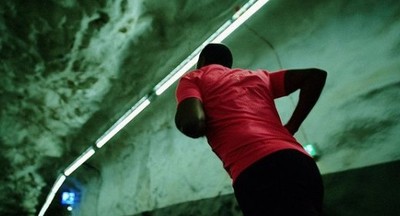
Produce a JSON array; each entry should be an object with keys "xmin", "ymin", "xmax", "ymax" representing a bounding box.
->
[{"xmin": 176, "ymin": 64, "xmax": 310, "ymax": 183}]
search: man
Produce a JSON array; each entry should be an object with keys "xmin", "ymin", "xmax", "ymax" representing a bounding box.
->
[{"xmin": 175, "ymin": 43, "xmax": 327, "ymax": 216}]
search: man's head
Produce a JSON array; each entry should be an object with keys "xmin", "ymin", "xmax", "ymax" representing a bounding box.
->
[{"xmin": 196, "ymin": 43, "xmax": 233, "ymax": 69}]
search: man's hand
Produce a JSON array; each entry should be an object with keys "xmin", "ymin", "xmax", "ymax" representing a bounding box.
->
[
  {"xmin": 284, "ymin": 68, "xmax": 327, "ymax": 134},
  {"xmin": 284, "ymin": 122, "xmax": 298, "ymax": 135}
]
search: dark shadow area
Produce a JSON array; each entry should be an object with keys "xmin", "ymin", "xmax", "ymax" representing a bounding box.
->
[{"xmin": 131, "ymin": 160, "xmax": 400, "ymax": 216}]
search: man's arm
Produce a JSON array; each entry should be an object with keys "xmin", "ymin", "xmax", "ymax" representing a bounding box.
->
[
  {"xmin": 175, "ymin": 97, "xmax": 206, "ymax": 138},
  {"xmin": 284, "ymin": 68, "xmax": 327, "ymax": 135}
]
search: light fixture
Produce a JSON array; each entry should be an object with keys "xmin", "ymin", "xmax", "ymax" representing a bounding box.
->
[
  {"xmin": 95, "ymin": 97, "xmax": 151, "ymax": 148},
  {"xmin": 212, "ymin": 0, "xmax": 269, "ymax": 43},
  {"xmin": 304, "ymin": 143, "xmax": 320, "ymax": 160},
  {"xmin": 64, "ymin": 147, "xmax": 96, "ymax": 176},
  {"xmin": 38, "ymin": 175, "xmax": 67, "ymax": 216}
]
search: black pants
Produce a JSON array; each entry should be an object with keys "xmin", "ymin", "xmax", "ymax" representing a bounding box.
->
[{"xmin": 233, "ymin": 150, "xmax": 324, "ymax": 216}]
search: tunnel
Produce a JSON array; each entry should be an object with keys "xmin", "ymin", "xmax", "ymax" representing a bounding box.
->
[{"xmin": 0, "ymin": 0, "xmax": 399, "ymax": 215}]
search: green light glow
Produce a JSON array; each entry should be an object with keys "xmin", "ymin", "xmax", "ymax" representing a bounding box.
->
[{"xmin": 304, "ymin": 143, "xmax": 320, "ymax": 159}]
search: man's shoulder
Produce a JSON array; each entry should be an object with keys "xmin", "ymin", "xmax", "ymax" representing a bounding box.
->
[{"xmin": 183, "ymin": 68, "xmax": 203, "ymax": 77}]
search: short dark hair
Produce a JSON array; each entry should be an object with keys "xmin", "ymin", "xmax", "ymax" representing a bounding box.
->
[{"xmin": 197, "ymin": 43, "xmax": 233, "ymax": 69}]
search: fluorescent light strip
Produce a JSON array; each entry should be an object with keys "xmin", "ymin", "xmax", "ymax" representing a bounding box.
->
[
  {"xmin": 154, "ymin": 57, "xmax": 198, "ymax": 95},
  {"xmin": 213, "ymin": 0, "xmax": 269, "ymax": 43},
  {"xmin": 153, "ymin": 0, "xmax": 269, "ymax": 96},
  {"xmin": 38, "ymin": 174, "xmax": 67, "ymax": 216},
  {"xmin": 64, "ymin": 147, "xmax": 96, "ymax": 176},
  {"xmin": 96, "ymin": 97, "xmax": 151, "ymax": 148}
]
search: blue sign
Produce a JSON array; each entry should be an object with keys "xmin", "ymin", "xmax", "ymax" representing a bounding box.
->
[{"xmin": 61, "ymin": 192, "xmax": 76, "ymax": 205}]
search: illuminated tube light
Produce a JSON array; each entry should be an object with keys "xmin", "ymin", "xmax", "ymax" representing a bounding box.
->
[
  {"xmin": 64, "ymin": 147, "xmax": 96, "ymax": 176},
  {"xmin": 212, "ymin": 0, "xmax": 269, "ymax": 43},
  {"xmin": 153, "ymin": 0, "xmax": 270, "ymax": 96},
  {"xmin": 154, "ymin": 57, "xmax": 198, "ymax": 95},
  {"xmin": 96, "ymin": 97, "xmax": 151, "ymax": 148},
  {"xmin": 38, "ymin": 174, "xmax": 67, "ymax": 216}
]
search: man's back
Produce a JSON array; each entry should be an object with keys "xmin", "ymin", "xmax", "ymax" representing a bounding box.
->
[
  {"xmin": 176, "ymin": 64, "xmax": 309, "ymax": 182},
  {"xmin": 175, "ymin": 43, "xmax": 326, "ymax": 216}
]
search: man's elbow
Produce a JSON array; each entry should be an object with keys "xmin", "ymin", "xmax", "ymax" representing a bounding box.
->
[
  {"xmin": 303, "ymin": 68, "xmax": 327, "ymax": 91},
  {"xmin": 311, "ymin": 68, "xmax": 327, "ymax": 82},
  {"xmin": 175, "ymin": 117, "xmax": 206, "ymax": 138}
]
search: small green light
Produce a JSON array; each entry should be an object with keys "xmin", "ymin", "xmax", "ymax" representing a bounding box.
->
[{"xmin": 303, "ymin": 143, "xmax": 320, "ymax": 160}]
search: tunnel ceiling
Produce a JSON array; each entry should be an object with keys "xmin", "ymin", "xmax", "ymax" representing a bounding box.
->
[{"xmin": 1, "ymin": 0, "xmax": 399, "ymax": 214}]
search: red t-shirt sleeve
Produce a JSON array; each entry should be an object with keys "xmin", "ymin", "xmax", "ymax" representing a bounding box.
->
[
  {"xmin": 269, "ymin": 70, "xmax": 287, "ymax": 98},
  {"xmin": 176, "ymin": 73, "xmax": 203, "ymax": 104}
]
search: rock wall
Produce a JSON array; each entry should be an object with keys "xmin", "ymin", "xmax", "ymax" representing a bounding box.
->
[{"xmin": 0, "ymin": 0, "xmax": 246, "ymax": 214}]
